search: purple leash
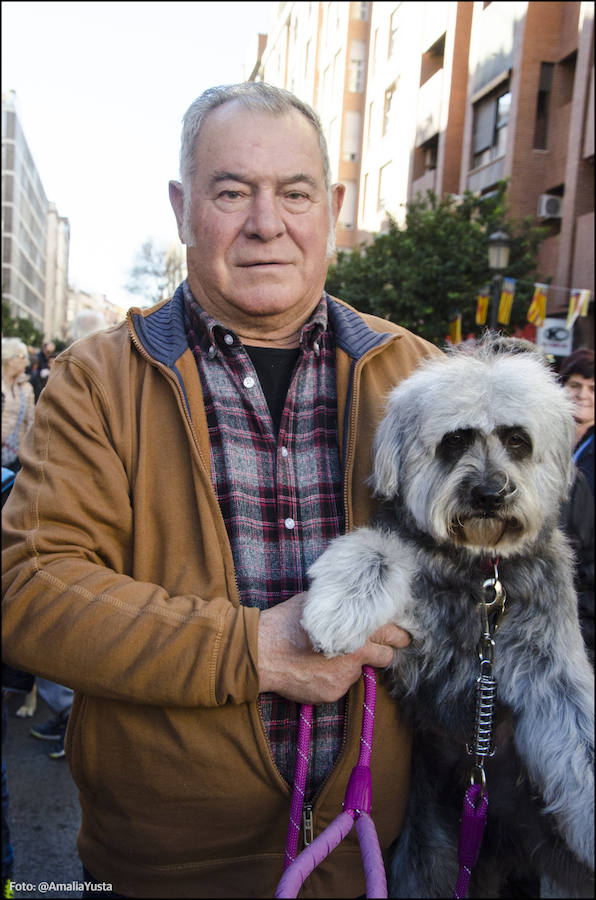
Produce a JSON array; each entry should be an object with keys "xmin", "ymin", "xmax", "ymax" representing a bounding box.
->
[
  {"xmin": 275, "ymin": 666, "xmax": 387, "ymax": 898},
  {"xmin": 453, "ymin": 783, "xmax": 488, "ymax": 898}
]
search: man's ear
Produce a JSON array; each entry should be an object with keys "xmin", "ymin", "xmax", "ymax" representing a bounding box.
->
[
  {"xmin": 331, "ymin": 182, "xmax": 345, "ymax": 224},
  {"xmin": 169, "ymin": 180, "xmax": 185, "ymax": 243}
]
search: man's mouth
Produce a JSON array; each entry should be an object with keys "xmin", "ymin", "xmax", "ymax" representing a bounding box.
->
[{"xmin": 239, "ymin": 260, "xmax": 288, "ymax": 267}]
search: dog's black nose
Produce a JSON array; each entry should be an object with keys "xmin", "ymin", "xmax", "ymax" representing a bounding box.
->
[{"xmin": 471, "ymin": 483, "xmax": 506, "ymax": 511}]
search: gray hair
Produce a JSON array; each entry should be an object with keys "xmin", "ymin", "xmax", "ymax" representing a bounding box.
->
[
  {"xmin": 70, "ymin": 309, "xmax": 107, "ymax": 343},
  {"xmin": 180, "ymin": 82, "xmax": 331, "ymax": 192},
  {"xmin": 178, "ymin": 82, "xmax": 336, "ymax": 255},
  {"xmin": 2, "ymin": 337, "xmax": 29, "ymax": 364}
]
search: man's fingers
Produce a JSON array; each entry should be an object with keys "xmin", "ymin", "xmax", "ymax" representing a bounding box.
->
[{"xmin": 369, "ymin": 623, "xmax": 411, "ymax": 649}]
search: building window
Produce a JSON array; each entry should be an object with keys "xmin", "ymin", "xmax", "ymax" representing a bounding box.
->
[
  {"xmin": 348, "ymin": 40, "xmax": 367, "ymax": 93},
  {"xmin": 3, "ymin": 110, "xmax": 16, "ymax": 140},
  {"xmin": 362, "ymin": 172, "xmax": 369, "ymax": 218},
  {"xmin": 354, "ymin": 2, "xmax": 370, "ymax": 21},
  {"xmin": 472, "ymin": 84, "xmax": 511, "ymax": 169},
  {"xmin": 338, "ymin": 180, "xmax": 357, "ymax": 229},
  {"xmin": 378, "ymin": 162, "xmax": 392, "ymax": 211},
  {"xmin": 388, "ymin": 5, "xmax": 402, "ymax": 58},
  {"xmin": 383, "ymin": 83, "xmax": 397, "ymax": 136},
  {"xmin": 413, "ymin": 134, "xmax": 439, "ymax": 180},
  {"xmin": 367, "ymin": 100, "xmax": 375, "ymax": 149},
  {"xmin": 2, "ymin": 173, "xmax": 14, "ymax": 204},
  {"xmin": 420, "ymin": 33, "xmax": 445, "ymax": 87},
  {"xmin": 342, "ymin": 110, "xmax": 362, "ymax": 162},
  {"xmin": 558, "ymin": 51, "xmax": 576, "ymax": 105},
  {"xmin": 533, "ymin": 62, "xmax": 554, "ymax": 150}
]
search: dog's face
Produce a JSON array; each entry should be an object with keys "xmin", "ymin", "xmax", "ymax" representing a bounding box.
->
[{"xmin": 372, "ymin": 344, "xmax": 576, "ymax": 557}]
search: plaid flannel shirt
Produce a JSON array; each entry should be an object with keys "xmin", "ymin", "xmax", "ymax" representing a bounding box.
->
[{"xmin": 183, "ymin": 280, "xmax": 345, "ymax": 799}]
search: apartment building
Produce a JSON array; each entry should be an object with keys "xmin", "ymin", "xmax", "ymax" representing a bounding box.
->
[
  {"xmin": 249, "ymin": 1, "xmax": 594, "ymax": 343},
  {"xmin": 44, "ymin": 201, "xmax": 70, "ymax": 340},
  {"xmin": 2, "ymin": 90, "xmax": 70, "ymax": 340}
]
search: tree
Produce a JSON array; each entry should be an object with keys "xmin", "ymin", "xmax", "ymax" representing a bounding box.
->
[
  {"xmin": 125, "ymin": 239, "xmax": 186, "ymax": 306},
  {"xmin": 2, "ymin": 299, "xmax": 44, "ymax": 347},
  {"xmin": 325, "ymin": 182, "xmax": 548, "ymax": 346}
]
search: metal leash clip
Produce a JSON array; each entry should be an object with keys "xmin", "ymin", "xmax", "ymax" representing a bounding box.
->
[
  {"xmin": 480, "ymin": 561, "xmax": 506, "ymax": 633},
  {"xmin": 467, "ymin": 562, "xmax": 507, "ymax": 793}
]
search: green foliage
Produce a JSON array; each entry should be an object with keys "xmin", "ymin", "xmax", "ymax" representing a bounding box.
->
[
  {"xmin": 2, "ymin": 299, "xmax": 44, "ymax": 347},
  {"xmin": 325, "ymin": 182, "xmax": 548, "ymax": 346}
]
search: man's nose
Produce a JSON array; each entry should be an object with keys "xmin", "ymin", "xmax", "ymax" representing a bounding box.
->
[{"xmin": 243, "ymin": 191, "xmax": 286, "ymax": 241}]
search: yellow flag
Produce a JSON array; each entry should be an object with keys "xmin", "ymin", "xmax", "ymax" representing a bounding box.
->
[
  {"xmin": 449, "ymin": 310, "xmax": 462, "ymax": 345},
  {"xmin": 497, "ymin": 278, "xmax": 515, "ymax": 325},
  {"xmin": 527, "ymin": 283, "xmax": 548, "ymax": 327},
  {"xmin": 566, "ymin": 290, "xmax": 581, "ymax": 330},
  {"xmin": 475, "ymin": 287, "xmax": 489, "ymax": 326},
  {"xmin": 566, "ymin": 289, "xmax": 591, "ymax": 329}
]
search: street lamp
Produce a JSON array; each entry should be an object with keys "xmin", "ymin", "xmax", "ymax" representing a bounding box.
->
[{"xmin": 488, "ymin": 230, "xmax": 511, "ymax": 329}]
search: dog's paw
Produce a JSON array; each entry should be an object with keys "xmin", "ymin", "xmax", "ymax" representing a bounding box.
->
[
  {"xmin": 303, "ymin": 527, "xmax": 415, "ymax": 656},
  {"xmin": 15, "ymin": 703, "xmax": 35, "ymax": 718}
]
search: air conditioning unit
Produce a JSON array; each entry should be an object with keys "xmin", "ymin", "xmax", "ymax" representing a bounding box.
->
[{"xmin": 537, "ymin": 194, "xmax": 563, "ymax": 219}]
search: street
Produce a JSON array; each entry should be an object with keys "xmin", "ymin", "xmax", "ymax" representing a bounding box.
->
[{"xmin": 3, "ymin": 691, "xmax": 82, "ymax": 899}]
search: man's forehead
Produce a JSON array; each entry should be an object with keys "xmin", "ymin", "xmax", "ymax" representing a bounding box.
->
[{"xmin": 195, "ymin": 102, "xmax": 323, "ymax": 172}]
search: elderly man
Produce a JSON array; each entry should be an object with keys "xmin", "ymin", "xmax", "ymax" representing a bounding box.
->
[{"xmin": 2, "ymin": 82, "xmax": 440, "ymax": 898}]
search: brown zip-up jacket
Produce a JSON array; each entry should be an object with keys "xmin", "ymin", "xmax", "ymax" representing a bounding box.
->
[{"xmin": 2, "ymin": 289, "xmax": 441, "ymax": 898}]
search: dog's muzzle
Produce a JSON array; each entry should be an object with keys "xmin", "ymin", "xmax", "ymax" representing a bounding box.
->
[{"xmin": 453, "ymin": 478, "xmax": 520, "ymax": 547}]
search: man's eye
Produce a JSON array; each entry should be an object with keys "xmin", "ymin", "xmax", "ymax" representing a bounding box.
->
[{"xmin": 219, "ymin": 190, "xmax": 244, "ymax": 200}]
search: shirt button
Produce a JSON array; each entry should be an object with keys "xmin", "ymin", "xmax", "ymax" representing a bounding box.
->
[
  {"xmin": 208, "ymin": 344, "xmax": 217, "ymax": 359},
  {"xmin": 284, "ymin": 517, "xmax": 296, "ymax": 530},
  {"xmin": 224, "ymin": 333, "xmax": 234, "ymax": 346},
  {"xmin": 281, "ymin": 446, "xmax": 289, "ymax": 458},
  {"xmin": 243, "ymin": 376, "xmax": 255, "ymax": 389}
]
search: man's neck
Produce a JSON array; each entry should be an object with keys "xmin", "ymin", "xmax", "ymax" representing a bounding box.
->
[{"xmin": 186, "ymin": 277, "xmax": 321, "ymax": 349}]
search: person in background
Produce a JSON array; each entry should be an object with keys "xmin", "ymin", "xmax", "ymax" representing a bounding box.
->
[
  {"xmin": 558, "ymin": 348, "xmax": 594, "ymax": 663},
  {"xmin": 1, "ymin": 338, "xmax": 35, "ymax": 474},
  {"xmin": 30, "ymin": 348, "xmax": 57, "ymax": 402},
  {"xmin": 559, "ymin": 348, "xmax": 594, "ymax": 494},
  {"xmin": 69, "ymin": 309, "xmax": 107, "ymax": 344},
  {"xmin": 2, "ymin": 82, "xmax": 441, "ymax": 898}
]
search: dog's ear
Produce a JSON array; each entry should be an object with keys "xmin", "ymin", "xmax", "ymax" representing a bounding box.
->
[{"xmin": 370, "ymin": 397, "xmax": 409, "ymax": 499}]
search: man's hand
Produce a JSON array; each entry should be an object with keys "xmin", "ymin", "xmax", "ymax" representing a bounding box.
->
[{"xmin": 257, "ymin": 592, "xmax": 410, "ymax": 704}]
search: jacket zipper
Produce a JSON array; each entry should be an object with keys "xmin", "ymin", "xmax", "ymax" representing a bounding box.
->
[
  {"xmin": 298, "ymin": 691, "xmax": 351, "ymax": 849},
  {"xmin": 302, "ymin": 804, "xmax": 314, "ymax": 846}
]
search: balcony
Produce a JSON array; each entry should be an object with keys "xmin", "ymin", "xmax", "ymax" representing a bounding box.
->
[{"xmin": 416, "ymin": 69, "xmax": 444, "ymax": 147}]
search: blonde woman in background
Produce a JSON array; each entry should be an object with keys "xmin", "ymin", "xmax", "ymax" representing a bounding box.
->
[{"xmin": 1, "ymin": 338, "xmax": 35, "ymax": 473}]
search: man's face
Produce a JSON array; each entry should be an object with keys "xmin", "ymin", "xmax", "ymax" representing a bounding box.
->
[{"xmin": 170, "ymin": 102, "xmax": 343, "ymax": 336}]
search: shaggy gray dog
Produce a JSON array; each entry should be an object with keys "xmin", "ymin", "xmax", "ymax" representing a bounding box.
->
[{"xmin": 302, "ymin": 338, "xmax": 594, "ymax": 898}]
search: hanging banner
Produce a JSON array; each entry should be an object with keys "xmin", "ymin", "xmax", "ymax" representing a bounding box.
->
[
  {"xmin": 526, "ymin": 283, "xmax": 548, "ymax": 328},
  {"xmin": 448, "ymin": 310, "xmax": 462, "ymax": 345},
  {"xmin": 566, "ymin": 289, "xmax": 590, "ymax": 330},
  {"xmin": 475, "ymin": 287, "xmax": 489, "ymax": 326},
  {"xmin": 497, "ymin": 277, "xmax": 516, "ymax": 325},
  {"xmin": 535, "ymin": 318, "xmax": 573, "ymax": 356}
]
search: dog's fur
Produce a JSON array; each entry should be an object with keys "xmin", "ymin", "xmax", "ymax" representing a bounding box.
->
[{"xmin": 302, "ymin": 338, "xmax": 594, "ymax": 898}]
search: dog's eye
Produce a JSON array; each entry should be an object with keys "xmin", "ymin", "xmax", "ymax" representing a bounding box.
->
[
  {"xmin": 437, "ymin": 429, "xmax": 476, "ymax": 460},
  {"xmin": 498, "ymin": 426, "xmax": 532, "ymax": 459}
]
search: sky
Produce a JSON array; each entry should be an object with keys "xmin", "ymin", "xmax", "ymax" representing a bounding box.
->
[{"xmin": 2, "ymin": 0, "xmax": 275, "ymax": 310}]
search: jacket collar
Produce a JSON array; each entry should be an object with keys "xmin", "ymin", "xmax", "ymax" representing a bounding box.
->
[{"xmin": 131, "ymin": 283, "xmax": 394, "ymax": 366}]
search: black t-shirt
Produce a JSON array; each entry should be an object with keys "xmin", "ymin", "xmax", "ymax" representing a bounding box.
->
[{"xmin": 244, "ymin": 345, "xmax": 300, "ymax": 435}]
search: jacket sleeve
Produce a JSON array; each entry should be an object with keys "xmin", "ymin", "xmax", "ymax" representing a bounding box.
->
[{"xmin": 1, "ymin": 352, "xmax": 260, "ymax": 708}]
